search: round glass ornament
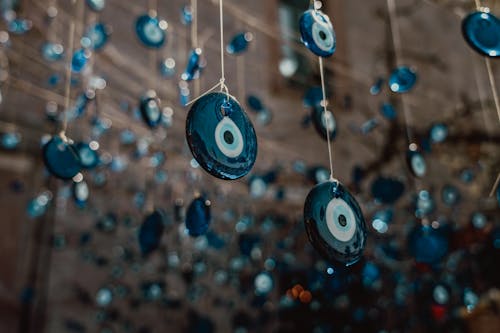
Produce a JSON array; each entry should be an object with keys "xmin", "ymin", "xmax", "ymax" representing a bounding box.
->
[
  {"xmin": 406, "ymin": 145, "xmax": 426, "ymax": 178},
  {"xmin": 388, "ymin": 66, "xmax": 417, "ymax": 93},
  {"xmin": 462, "ymin": 10, "xmax": 500, "ymax": 57},
  {"xmin": 73, "ymin": 179, "xmax": 89, "ymax": 206},
  {"xmin": 186, "ymin": 92, "xmax": 257, "ymax": 180},
  {"xmin": 311, "ymin": 105, "xmax": 337, "ymax": 141},
  {"xmin": 185, "ymin": 196, "xmax": 211, "ymax": 237},
  {"xmin": 135, "ymin": 14, "xmax": 167, "ymax": 48},
  {"xmin": 299, "ymin": 8, "xmax": 336, "ymax": 57},
  {"xmin": 42, "ymin": 135, "xmax": 81, "ymax": 180},
  {"xmin": 86, "ymin": 0, "xmax": 105, "ymax": 12},
  {"xmin": 75, "ymin": 142, "xmax": 100, "ymax": 169},
  {"xmin": 303, "ymin": 179, "xmax": 367, "ymax": 267},
  {"xmin": 139, "ymin": 91, "xmax": 162, "ymax": 128},
  {"xmin": 84, "ymin": 23, "xmax": 111, "ymax": 51}
]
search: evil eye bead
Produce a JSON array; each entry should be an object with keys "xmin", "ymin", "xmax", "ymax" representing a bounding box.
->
[
  {"xmin": 139, "ymin": 91, "xmax": 162, "ymax": 128},
  {"xmin": 182, "ymin": 48, "xmax": 204, "ymax": 81},
  {"xmin": 408, "ymin": 224, "xmax": 448, "ymax": 264},
  {"xmin": 185, "ymin": 196, "xmax": 212, "ymax": 237},
  {"xmin": 73, "ymin": 179, "xmax": 89, "ymax": 206},
  {"xmin": 462, "ymin": 10, "xmax": 500, "ymax": 57},
  {"xmin": 86, "ymin": 0, "xmax": 105, "ymax": 12},
  {"xmin": 186, "ymin": 92, "xmax": 257, "ymax": 180},
  {"xmin": 226, "ymin": 32, "xmax": 253, "ymax": 55},
  {"xmin": 135, "ymin": 14, "xmax": 167, "ymax": 48},
  {"xmin": 299, "ymin": 9, "xmax": 336, "ymax": 57},
  {"xmin": 429, "ymin": 122, "xmax": 448, "ymax": 143},
  {"xmin": 389, "ymin": 66, "xmax": 417, "ymax": 93},
  {"xmin": 312, "ymin": 105, "xmax": 337, "ymax": 141},
  {"xmin": 84, "ymin": 23, "xmax": 111, "ymax": 51},
  {"xmin": 42, "ymin": 135, "xmax": 81, "ymax": 180},
  {"xmin": 303, "ymin": 180, "xmax": 367, "ymax": 267},
  {"xmin": 41, "ymin": 42, "xmax": 64, "ymax": 62},
  {"xmin": 75, "ymin": 141, "xmax": 100, "ymax": 170},
  {"xmin": 441, "ymin": 184, "xmax": 460, "ymax": 206},
  {"xmin": 406, "ymin": 144, "xmax": 426, "ymax": 178},
  {"xmin": 71, "ymin": 48, "xmax": 90, "ymax": 73}
]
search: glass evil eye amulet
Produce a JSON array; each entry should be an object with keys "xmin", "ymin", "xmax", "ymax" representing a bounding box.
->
[
  {"xmin": 135, "ymin": 14, "xmax": 167, "ymax": 48},
  {"xmin": 389, "ymin": 66, "xmax": 417, "ymax": 93},
  {"xmin": 299, "ymin": 7, "xmax": 336, "ymax": 57},
  {"xmin": 75, "ymin": 142, "xmax": 100, "ymax": 169},
  {"xmin": 185, "ymin": 196, "xmax": 212, "ymax": 237},
  {"xmin": 186, "ymin": 92, "xmax": 258, "ymax": 180},
  {"xmin": 304, "ymin": 179, "xmax": 367, "ymax": 267},
  {"xmin": 462, "ymin": 10, "xmax": 500, "ymax": 57},
  {"xmin": 42, "ymin": 135, "xmax": 82, "ymax": 180},
  {"xmin": 86, "ymin": 0, "xmax": 105, "ymax": 12},
  {"xmin": 139, "ymin": 91, "xmax": 162, "ymax": 129},
  {"xmin": 311, "ymin": 105, "xmax": 337, "ymax": 141},
  {"xmin": 84, "ymin": 23, "xmax": 111, "ymax": 51},
  {"xmin": 406, "ymin": 145, "xmax": 426, "ymax": 178}
]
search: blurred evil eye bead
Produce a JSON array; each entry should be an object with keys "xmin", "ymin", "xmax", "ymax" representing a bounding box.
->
[
  {"xmin": 462, "ymin": 9, "xmax": 500, "ymax": 57},
  {"xmin": 388, "ymin": 66, "xmax": 417, "ymax": 93},
  {"xmin": 181, "ymin": 48, "xmax": 204, "ymax": 81},
  {"xmin": 406, "ymin": 143, "xmax": 427, "ymax": 178},
  {"xmin": 139, "ymin": 90, "xmax": 162, "ymax": 129},
  {"xmin": 135, "ymin": 13, "xmax": 167, "ymax": 48},
  {"xmin": 86, "ymin": 0, "xmax": 106, "ymax": 12},
  {"xmin": 84, "ymin": 23, "xmax": 111, "ymax": 51},
  {"xmin": 226, "ymin": 32, "xmax": 253, "ymax": 55},
  {"xmin": 75, "ymin": 141, "xmax": 100, "ymax": 170},
  {"xmin": 185, "ymin": 196, "xmax": 212, "ymax": 237},
  {"xmin": 299, "ymin": 6, "xmax": 336, "ymax": 57},
  {"xmin": 311, "ymin": 105, "xmax": 337, "ymax": 141},
  {"xmin": 186, "ymin": 92, "xmax": 257, "ymax": 180},
  {"xmin": 42, "ymin": 135, "xmax": 82, "ymax": 180},
  {"xmin": 303, "ymin": 179, "xmax": 367, "ymax": 267}
]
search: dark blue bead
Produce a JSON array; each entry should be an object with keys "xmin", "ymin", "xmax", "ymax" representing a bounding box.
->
[
  {"xmin": 75, "ymin": 142, "xmax": 100, "ymax": 169},
  {"xmin": 181, "ymin": 4, "xmax": 193, "ymax": 25},
  {"xmin": 303, "ymin": 86, "xmax": 323, "ymax": 107},
  {"xmin": 304, "ymin": 180, "xmax": 367, "ymax": 267},
  {"xmin": 370, "ymin": 77, "xmax": 384, "ymax": 95},
  {"xmin": 182, "ymin": 48, "xmax": 204, "ymax": 81},
  {"xmin": 299, "ymin": 9, "xmax": 336, "ymax": 57},
  {"xmin": 186, "ymin": 92, "xmax": 257, "ymax": 180},
  {"xmin": 380, "ymin": 102, "xmax": 397, "ymax": 120},
  {"xmin": 371, "ymin": 177, "xmax": 405, "ymax": 204},
  {"xmin": 185, "ymin": 197, "xmax": 211, "ymax": 237},
  {"xmin": 311, "ymin": 105, "xmax": 337, "ymax": 141},
  {"xmin": 8, "ymin": 18, "xmax": 31, "ymax": 34},
  {"xmin": 139, "ymin": 91, "xmax": 162, "ymax": 128},
  {"xmin": 71, "ymin": 49, "xmax": 90, "ymax": 73},
  {"xmin": 406, "ymin": 146, "xmax": 426, "ymax": 178},
  {"xmin": 42, "ymin": 135, "xmax": 81, "ymax": 180},
  {"xmin": 138, "ymin": 210, "xmax": 166, "ymax": 256},
  {"xmin": 135, "ymin": 14, "xmax": 166, "ymax": 48},
  {"xmin": 246, "ymin": 95, "xmax": 264, "ymax": 112},
  {"xmin": 226, "ymin": 32, "xmax": 253, "ymax": 55},
  {"xmin": 86, "ymin": 0, "xmax": 105, "ymax": 12},
  {"xmin": 462, "ymin": 10, "xmax": 500, "ymax": 57},
  {"xmin": 388, "ymin": 66, "xmax": 417, "ymax": 93},
  {"xmin": 408, "ymin": 224, "xmax": 448, "ymax": 264},
  {"xmin": 84, "ymin": 23, "xmax": 110, "ymax": 51}
]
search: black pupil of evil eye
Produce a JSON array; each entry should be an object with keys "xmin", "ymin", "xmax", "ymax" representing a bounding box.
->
[
  {"xmin": 224, "ymin": 130, "xmax": 234, "ymax": 144},
  {"xmin": 319, "ymin": 30, "xmax": 327, "ymax": 40},
  {"xmin": 338, "ymin": 214, "xmax": 347, "ymax": 227}
]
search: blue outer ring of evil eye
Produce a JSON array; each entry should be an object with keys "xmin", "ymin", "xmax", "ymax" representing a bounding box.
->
[
  {"xmin": 185, "ymin": 92, "xmax": 258, "ymax": 180},
  {"xmin": 135, "ymin": 14, "xmax": 166, "ymax": 48},
  {"xmin": 42, "ymin": 135, "xmax": 81, "ymax": 180},
  {"xmin": 299, "ymin": 9, "xmax": 336, "ymax": 57},
  {"xmin": 85, "ymin": 23, "xmax": 110, "ymax": 51},
  {"xmin": 406, "ymin": 148, "xmax": 427, "ymax": 178},
  {"xmin": 75, "ymin": 142, "xmax": 100, "ymax": 170},
  {"xmin": 139, "ymin": 94, "xmax": 162, "ymax": 128},
  {"xmin": 312, "ymin": 105, "xmax": 337, "ymax": 141},
  {"xmin": 462, "ymin": 10, "xmax": 500, "ymax": 58},
  {"xmin": 303, "ymin": 179, "xmax": 367, "ymax": 267}
]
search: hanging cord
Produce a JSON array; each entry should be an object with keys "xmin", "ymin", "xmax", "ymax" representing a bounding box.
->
[
  {"xmin": 191, "ymin": 0, "xmax": 198, "ymax": 48},
  {"xmin": 60, "ymin": 21, "xmax": 75, "ymax": 142},
  {"xmin": 386, "ymin": 0, "xmax": 413, "ymax": 144},
  {"xmin": 318, "ymin": 57, "xmax": 334, "ymax": 180}
]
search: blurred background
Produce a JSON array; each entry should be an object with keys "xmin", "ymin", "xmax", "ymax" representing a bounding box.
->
[{"xmin": 0, "ymin": 0, "xmax": 499, "ymax": 332}]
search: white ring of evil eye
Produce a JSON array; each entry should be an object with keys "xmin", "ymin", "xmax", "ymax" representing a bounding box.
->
[
  {"xmin": 411, "ymin": 154, "xmax": 426, "ymax": 177},
  {"xmin": 321, "ymin": 110, "xmax": 336, "ymax": 132},
  {"xmin": 146, "ymin": 100, "xmax": 161, "ymax": 122},
  {"xmin": 75, "ymin": 181, "xmax": 89, "ymax": 201},
  {"xmin": 214, "ymin": 116, "xmax": 244, "ymax": 158},
  {"xmin": 325, "ymin": 197, "xmax": 356, "ymax": 242},
  {"xmin": 312, "ymin": 14, "xmax": 335, "ymax": 52},
  {"xmin": 144, "ymin": 21, "xmax": 163, "ymax": 43}
]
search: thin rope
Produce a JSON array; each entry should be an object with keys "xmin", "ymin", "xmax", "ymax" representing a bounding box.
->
[
  {"xmin": 386, "ymin": 0, "xmax": 413, "ymax": 144},
  {"xmin": 219, "ymin": 0, "xmax": 227, "ymax": 98},
  {"xmin": 319, "ymin": 57, "xmax": 334, "ymax": 180},
  {"xmin": 474, "ymin": 0, "xmax": 481, "ymax": 10},
  {"xmin": 191, "ymin": 0, "xmax": 198, "ymax": 48},
  {"xmin": 489, "ymin": 173, "xmax": 500, "ymax": 197},
  {"xmin": 60, "ymin": 21, "xmax": 75, "ymax": 140},
  {"xmin": 484, "ymin": 58, "xmax": 500, "ymax": 123}
]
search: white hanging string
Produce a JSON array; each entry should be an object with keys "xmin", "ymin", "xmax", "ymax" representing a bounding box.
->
[
  {"xmin": 191, "ymin": 0, "xmax": 198, "ymax": 48},
  {"xmin": 60, "ymin": 20, "xmax": 75, "ymax": 142},
  {"xmin": 318, "ymin": 57, "xmax": 334, "ymax": 180}
]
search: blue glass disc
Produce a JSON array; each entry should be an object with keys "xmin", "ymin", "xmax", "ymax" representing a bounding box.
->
[
  {"xmin": 181, "ymin": 4, "xmax": 193, "ymax": 25},
  {"xmin": 408, "ymin": 224, "xmax": 448, "ymax": 264},
  {"xmin": 441, "ymin": 184, "xmax": 460, "ymax": 206},
  {"xmin": 139, "ymin": 91, "xmax": 162, "ymax": 128},
  {"xmin": 299, "ymin": 9, "xmax": 336, "ymax": 57},
  {"xmin": 42, "ymin": 135, "xmax": 81, "ymax": 180},
  {"xmin": 429, "ymin": 122, "xmax": 448, "ymax": 143},
  {"xmin": 139, "ymin": 210, "xmax": 166, "ymax": 256},
  {"xmin": 182, "ymin": 48, "xmax": 204, "ymax": 81},
  {"xmin": 135, "ymin": 14, "xmax": 166, "ymax": 48},
  {"xmin": 303, "ymin": 179, "xmax": 367, "ymax": 267},
  {"xmin": 71, "ymin": 49, "xmax": 90, "ymax": 73},
  {"xmin": 41, "ymin": 42, "xmax": 64, "ymax": 62},
  {"xmin": 185, "ymin": 196, "xmax": 211, "ymax": 237},
  {"xmin": 462, "ymin": 11, "xmax": 500, "ymax": 57},
  {"xmin": 389, "ymin": 66, "xmax": 417, "ymax": 93},
  {"xmin": 86, "ymin": 0, "xmax": 105, "ymax": 12},
  {"xmin": 311, "ymin": 105, "xmax": 337, "ymax": 141},
  {"xmin": 186, "ymin": 92, "xmax": 257, "ymax": 180},
  {"xmin": 226, "ymin": 32, "xmax": 253, "ymax": 55},
  {"xmin": 406, "ymin": 146, "xmax": 426, "ymax": 178},
  {"xmin": 84, "ymin": 23, "xmax": 110, "ymax": 51},
  {"xmin": 75, "ymin": 142, "xmax": 99, "ymax": 169}
]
